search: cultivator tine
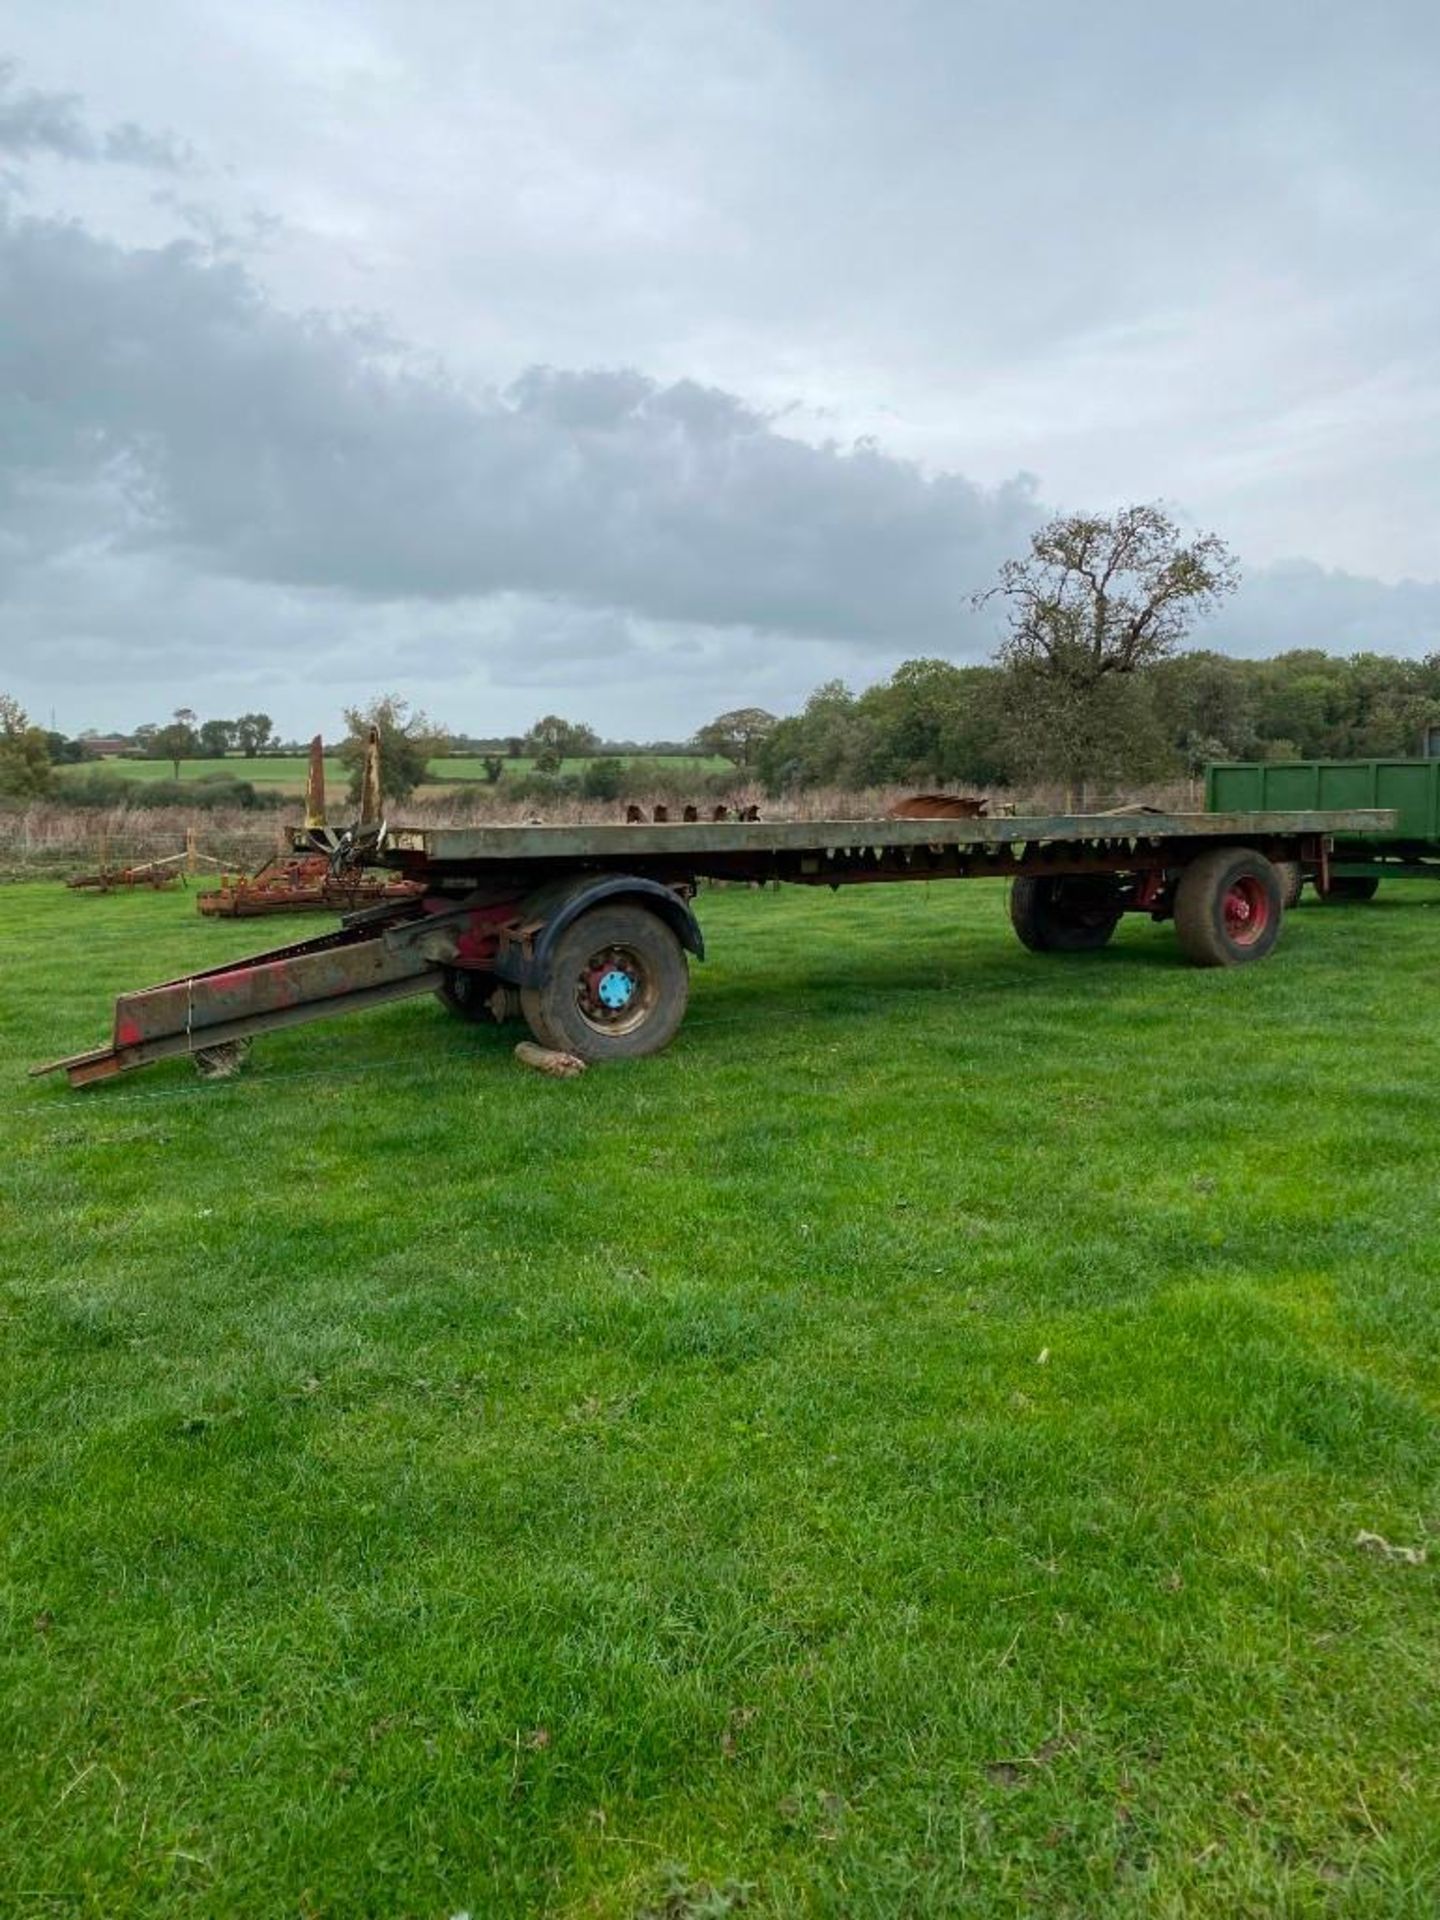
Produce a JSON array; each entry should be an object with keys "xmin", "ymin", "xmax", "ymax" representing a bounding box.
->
[
  {"xmin": 304, "ymin": 734, "xmax": 328, "ymax": 830},
  {"xmin": 358, "ymin": 726, "xmax": 383, "ymax": 828}
]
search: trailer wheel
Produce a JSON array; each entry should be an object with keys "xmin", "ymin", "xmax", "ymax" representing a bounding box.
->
[
  {"xmin": 1174, "ymin": 848, "xmax": 1283, "ymax": 967},
  {"xmin": 1275, "ymin": 860, "xmax": 1304, "ymax": 909},
  {"xmin": 1321, "ymin": 875, "xmax": 1380, "ymax": 903},
  {"xmin": 1009, "ymin": 874, "xmax": 1123, "ymax": 953},
  {"xmin": 520, "ymin": 903, "xmax": 690, "ymax": 1060},
  {"xmin": 436, "ymin": 966, "xmax": 500, "ymax": 1022}
]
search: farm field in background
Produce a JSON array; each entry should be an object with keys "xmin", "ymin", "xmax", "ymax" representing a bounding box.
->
[
  {"xmin": 59, "ymin": 752, "xmax": 730, "ymax": 794},
  {"xmin": 4, "ymin": 880, "xmax": 1440, "ymax": 1916}
]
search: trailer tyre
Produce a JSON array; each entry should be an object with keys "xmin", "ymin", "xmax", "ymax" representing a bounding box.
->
[
  {"xmin": 1275, "ymin": 860, "xmax": 1304, "ymax": 909},
  {"xmin": 1321, "ymin": 874, "xmax": 1380, "ymax": 903},
  {"xmin": 1009, "ymin": 874, "xmax": 1124, "ymax": 953},
  {"xmin": 520, "ymin": 903, "xmax": 690, "ymax": 1060},
  {"xmin": 436, "ymin": 966, "xmax": 499, "ymax": 1022},
  {"xmin": 1174, "ymin": 848, "xmax": 1283, "ymax": 967}
]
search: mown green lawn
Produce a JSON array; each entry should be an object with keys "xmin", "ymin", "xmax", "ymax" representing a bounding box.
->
[
  {"xmin": 61, "ymin": 754, "xmax": 728, "ymax": 795},
  {"xmin": 3, "ymin": 878, "xmax": 1438, "ymax": 1917}
]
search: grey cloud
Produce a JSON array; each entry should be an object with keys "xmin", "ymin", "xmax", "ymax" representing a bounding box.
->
[
  {"xmin": 0, "ymin": 203, "xmax": 1041, "ymax": 645},
  {"xmin": 0, "ymin": 59, "xmax": 93, "ymax": 159},
  {"xmin": 0, "ymin": 529, "xmax": 876, "ymax": 741},
  {"xmin": 1216, "ymin": 562, "xmax": 1440, "ymax": 658},
  {"xmin": 102, "ymin": 120, "xmax": 193, "ymax": 173},
  {"xmin": 5, "ymin": 188, "xmax": 1439, "ymax": 748},
  {"xmin": 0, "ymin": 59, "xmax": 193, "ymax": 171},
  {"xmin": 149, "ymin": 194, "xmax": 285, "ymax": 255}
]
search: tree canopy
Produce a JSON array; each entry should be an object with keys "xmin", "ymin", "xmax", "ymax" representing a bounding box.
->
[
  {"xmin": 693, "ymin": 707, "xmax": 778, "ymax": 766},
  {"xmin": 523, "ymin": 715, "xmax": 599, "ymax": 760},
  {"xmin": 235, "ymin": 713, "xmax": 275, "ymax": 757},
  {"xmin": 148, "ymin": 711, "xmax": 200, "ymax": 779},
  {"xmin": 340, "ymin": 694, "xmax": 447, "ymax": 804},
  {"xmin": 975, "ymin": 504, "xmax": 1239, "ymax": 801},
  {"xmin": 754, "ymin": 648, "xmax": 1440, "ymax": 799},
  {"xmin": 983, "ymin": 505, "xmax": 1239, "ymax": 683},
  {"xmin": 0, "ymin": 695, "xmax": 55, "ymax": 798}
]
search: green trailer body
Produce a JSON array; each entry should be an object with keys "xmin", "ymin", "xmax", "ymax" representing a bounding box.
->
[{"xmin": 1206, "ymin": 761, "xmax": 1440, "ymax": 886}]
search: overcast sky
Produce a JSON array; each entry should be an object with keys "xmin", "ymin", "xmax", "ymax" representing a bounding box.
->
[{"xmin": 2, "ymin": 1, "xmax": 1438, "ymax": 741}]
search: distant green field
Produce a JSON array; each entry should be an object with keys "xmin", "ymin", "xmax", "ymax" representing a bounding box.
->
[
  {"xmin": 4, "ymin": 879, "xmax": 1439, "ymax": 1915},
  {"xmin": 60, "ymin": 755, "xmax": 336, "ymax": 788},
  {"xmin": 61, "ymin": 753, "xmax": 728, "ymax": 794}
]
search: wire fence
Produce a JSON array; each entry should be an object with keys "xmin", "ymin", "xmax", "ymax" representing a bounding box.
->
[{"xmin": 0, "ymin": 806, "xmax": 288, "ymax": 880}]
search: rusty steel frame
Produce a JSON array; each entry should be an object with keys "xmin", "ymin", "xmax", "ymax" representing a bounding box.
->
[
  {"xmin": 38, "ymin": 919, "xmax": 437, "ymax": 1086},
  {"xmin": 33, "ymin": 896, "xmax": 536, "ymax": 1087}
]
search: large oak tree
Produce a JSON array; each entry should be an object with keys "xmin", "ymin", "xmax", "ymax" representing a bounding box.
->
[{"xmin": 980, "ymin": 504, "xmax": 1238, "ymax": 803}]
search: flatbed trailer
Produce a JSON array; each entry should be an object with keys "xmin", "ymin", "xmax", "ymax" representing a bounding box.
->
[{"xmin": 33, "ymin": 807, "xmax": 1394, "ymax": 1087}]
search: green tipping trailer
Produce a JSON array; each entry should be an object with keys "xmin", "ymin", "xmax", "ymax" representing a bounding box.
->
[{"xmin": 1206, "ymin": 760, "xmax": 1440, "ymax": 898}]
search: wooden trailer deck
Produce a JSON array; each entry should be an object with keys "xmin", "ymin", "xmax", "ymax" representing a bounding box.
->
[{"xmin": 382, "ymin": 808, "xmax": 1394, "ymax": 875}]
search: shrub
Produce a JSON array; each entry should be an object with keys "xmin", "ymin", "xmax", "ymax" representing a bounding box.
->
[
  {"xmin": 57, "ymin": 771, "xmax": 284, "ymax": 810},
  {"xmin": 510, "ymin": 770, "xmax": 582, "ymax": 803},
  {"xmin": 57, "ymin": 769, "xmax": 137, "ymax": 808},
  {"xmin": 581, "ymin": 757, "xmax": 626, "ymax": 801}
]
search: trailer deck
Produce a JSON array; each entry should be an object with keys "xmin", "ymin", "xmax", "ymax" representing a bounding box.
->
[
  {"xmin": 382, "ymin": 809, "xmax": 1384, "ymax": 879},
  {"xmin": 34, "ymin": 805, "xmax": 1396, "ymax": 1087}
]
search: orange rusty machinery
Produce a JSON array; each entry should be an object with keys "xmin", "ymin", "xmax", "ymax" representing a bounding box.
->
[
  {"xmin": 67, "ymin": 855, "xmax": 185, "ymax": 893},
  {"xmin": 67, "ymin": 831, "xmax": 227, "ymax": 893},
  {"xmin": 197, "ymin": 852, "xmax": 421, "ymax": 917},
  {"xmin": 196, "ymin": 737, "xmax": 421, "ymax": 916}
]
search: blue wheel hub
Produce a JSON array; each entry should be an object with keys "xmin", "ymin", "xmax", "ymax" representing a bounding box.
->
[{"xmin": 596, "ymin": 967, "xmax": 636, "ymax": 1011}]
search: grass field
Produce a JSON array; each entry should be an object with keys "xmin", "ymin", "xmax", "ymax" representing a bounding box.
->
[
  {"xmin": 61, "ymin": 754, "xmax": 728, "ymax": 794},
  {"xmin": 4, "ymin": 879, "xmax": 1439, "ymax": 1916}
]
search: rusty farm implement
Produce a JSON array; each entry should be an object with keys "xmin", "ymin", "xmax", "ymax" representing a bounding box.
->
[
  {"xmin": 66, "ymin": 827, "xmax": 227, "ymax": 895},
  {"xmin": 195, "ymin": 740, "xmax": 422, "ymax": 917}
]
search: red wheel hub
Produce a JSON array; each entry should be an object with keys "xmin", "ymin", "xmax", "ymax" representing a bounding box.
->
[{"xmin": 1223, "ymin": 875, "xmax": 1271, "ymax": 945}]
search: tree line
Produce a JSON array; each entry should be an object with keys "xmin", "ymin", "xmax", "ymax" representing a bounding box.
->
[
  {"xmin": 10, "ymin": 650, "xmax": 1440, "ymax": 808},
  {"xmin": 717, "ymin": 507, "xmax": 1440, "ymax": 800},
  {"xmin": 738, "ymin": 647, "xmax": 1440, "ymax": 800},
  {"xmin": 505, "ymin": 509, "xmax": 1440, "ymax": 801}
]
